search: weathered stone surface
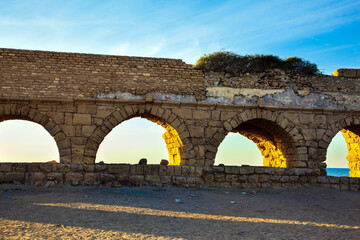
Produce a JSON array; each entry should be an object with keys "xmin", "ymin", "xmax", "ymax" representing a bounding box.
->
[
  {"xmin": 240, "ymin": 167, "xmax": 255, "ymax": 175},
  {"xmin": 73, "ymin": 114, "xmax": 92, "ymax": 125},
  {"xmin": 33, "ymin": 172, "xmax": 46, "ymax": 181},
  {"xmin": 108, "ymin": 165, "xmax": 130, "ymax": 174},
  {"xmin": 4, "ymin": 172, "xmax": 24, "ymax": 182},
  {"xmin": 84, "ymin": 173, "xmax": 98, "ymax": 182},
  {"xmin": 65, "ymin": 173, "xmax": 83, "ymax": 181},
  {"xmin": 100, "ymin": 173, "xmax": 115, "ymax": 181},
  {"xmin": 47, "ymin": 172, "xmax": 63, "ymax": 180},
  {"xmin": 145, "ymin": 175, "xmax": 161, "ymax": 183},
  {"xmin": 39, "ymin": 164, "xmax": 53, "ymax": 173},
  {"xmin": 0, "ymin": 163, "xmax": 12, "ymax": 172}
]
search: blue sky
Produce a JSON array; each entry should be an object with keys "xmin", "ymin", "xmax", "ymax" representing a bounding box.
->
[
  {"xmin": 0, "ymin": 0, "xmax": 358, "ymax": 167},
  {"xmin": 1, "ymin": 0, "xmax": 359, "ymax": 73}
]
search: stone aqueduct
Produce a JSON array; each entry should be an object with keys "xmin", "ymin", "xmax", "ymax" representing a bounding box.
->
[{"xmin": 0, "ymin": 48, "xmax": 359, "ymax": 190}]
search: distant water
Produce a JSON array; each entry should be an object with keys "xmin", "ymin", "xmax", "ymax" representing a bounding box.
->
[{"xmin": 327, "ymin": 168, "xmax": 350, "ymax": 177}]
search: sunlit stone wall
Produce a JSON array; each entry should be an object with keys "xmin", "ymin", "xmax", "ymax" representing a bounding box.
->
[
  {"xmin": 147, "ymin": 116, "xmax": 183, "ymax": 165},
  {"xmin": 341, "ymin": 129, "xmax": 360, "ymax": 177},
  {"xmin": 162, "ymin": 127, "xmax": 183, "ymax": 166}
]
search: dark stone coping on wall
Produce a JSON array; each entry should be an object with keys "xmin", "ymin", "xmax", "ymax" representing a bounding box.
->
[{"xmin": 0, "ymin": 163, "xmax": 358, "ymax": 191}]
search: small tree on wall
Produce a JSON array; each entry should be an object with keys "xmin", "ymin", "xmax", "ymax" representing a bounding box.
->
[{"xmin": 193, "ymin": 51, "xmax": 321, "ymax": 75}]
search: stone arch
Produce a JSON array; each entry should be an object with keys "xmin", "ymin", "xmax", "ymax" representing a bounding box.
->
[
  {"xmin": 84, "ymin": 104, "xmax": 192, "ymax": 165},
  {"xmin": 0, "ymin": 103, "xmax": 71, "ymax": 163},
  {"xmin": 322, "ymin": 115, "xmax": 360, "ymax": 177},
  {"xmin": 210, "ymin": 109, "xmax": 303, "ymax": 168}
]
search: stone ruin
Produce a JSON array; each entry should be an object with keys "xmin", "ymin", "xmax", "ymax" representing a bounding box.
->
[{"xmin": 0, "ymin": 48, "xmax": 359, "ymax": 190}]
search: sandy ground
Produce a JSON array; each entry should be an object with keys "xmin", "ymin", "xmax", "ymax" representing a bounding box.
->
[{"xmin": 0, "ymin": 184, "xmax": 359, "ymax": 240}]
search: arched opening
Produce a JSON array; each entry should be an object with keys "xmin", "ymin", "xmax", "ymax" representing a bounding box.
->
[
  {"xmin": 326, "ymin": 127, "xmax": 360, "ymax": 177},
  {"xmin": 215, "ymin": 133, "xmax": 262, "ymax": 166},
  {"xmin": 96, "ymin": 116, "xmax": 183, "ymax": 165},
  {"xmin": 217, "ymin": 118, "xmax": 296, "ymax": 167},
  {"xmin": 0, "ymin": 120, "xmax": 59, "ymax": 162}
]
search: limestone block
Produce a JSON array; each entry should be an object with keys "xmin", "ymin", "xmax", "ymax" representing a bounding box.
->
[
  {"xmin": 145, "ymin": 175, "xmax": 161, "ymax": 183},
  {"xmin": 99, "ymin": 173, "xmax": 115, "ymax": 181},
  {"xmin": 116, "ymin": 175, "xmax": 129, "ymax": 182},
  {"xmin": 27, "ymin": 164, "xmax": 40, "ymax": 172},
  {"xmin": 56, "ymin": 164, "xmax": 71, "ymax": 173},
  {"xmin": 129, "ymin": 175, "xmax": 145, "ymax": 182},
  {"xmin": 270, "ymin": 175, "xmax": 281, "ymax": 183},
  {"xmin": 108, "ymin": 165, "xmax": 130, "ymax": 174},
  {"xmin": 225, "ymin": 174, "xmax": 238, "ymax": 182},
  {"xmin": 328, "ymin": 176, "xmax": 339, "ymax": 184},
  {"xmin": 4, "ymin": 172, "xmax": 24, "ymax": 182},
  {"xmin": 298, "ymin": 176, "xmax": 307, "ymax": 182},
  {"xmin": 255, "ymin": 168, "xmax": 265, "ymax": 174},
  {"xmin": 173, "ymin": 166, "xmax": 182, "ymax": 176},
  {"xmin": 158, "ymin": 166, "xmax": 167, "ymax": 176},
  {"xmin": 261, "ymin": 183, "xmax": 272, "ymax": 188},
  {"xmin": 0, "ymin": 163, "xmax": 12, "ymax": 172},
  {"xmin": 13, "ymin": 163, "xmax": 26, "ymax": 172},
  {"xmin": 225, "ymin": 166, "xmax": 240, "ymax": 174},
  {"xmin": 281, "ymin": 176, "xmax": 289, "ymax": 183},
  {"xmin": 33, "ymin": 172, "xmax": 46, "ymax": 181},
  {"xmin": 47, "ymin": 173, "xmax": 63, "ymax": 180},
  {"xmin": 193, "ymin": 110, "xmax": 211, "ymax": 120},
  {"xmin": 78, "ymin": 104, "xmax": 97, "ymax": 114},
  {"xmin": 340, "ymin": 183, "xmax": 350, "ymax": 190},
  {"xmin": 151, "ymin": 165, "xmax": 160, "ymax": 175},
  {"xmin": 73, "ymin": 114, "xmax": 91, "ymax": 125},
  {"xmin": 71, "ymin": 164, "xmax": 84, "ymax": 172},
  {"xmin": 172, "ymin": 176, "xmax": 187, "ymax": 185},
  {"xmin": 65, "ymin": 172, "xmax": 83, "ymax": 181},
  {"xmin": 214, "ymin": 173, "xmax": 226, "ymax": 182},
  {"xmin": 39, "ymin": 164, "xmax": 53, "ymax": 172},
  {"xmin": 259, "ymin": 175, "xmax": 269, "ymax": 183},
  {"xmin": 237, "ymin": 175, "xmax": 248, "ymax": 183},
  {"xmin": 143, "ymin": 165, "xmax": 152, "ymax": 175},
  {"xmin": 317, "ymin": 176, "xmax": 330, "ymax": 183},
  {"xmin": 240, "ymin": 167, "xmax": 255, "ymax": 175},
  {"xmin": 161, "ymin": 175, "xmax": 172, "ymax": 183},
  {"xmin": 188, "ymin": 126, "xmax": 204, "ymax": 138},
  {"xmin": 84, "ymin": 173, "xmax": 99, "ymax": 182},
  {"xmin": 203, "ymin": 174, "xmax": 214, "ymax": 183},
  {"xmin": 289, "ymin": 176, "xmax": 299, "ymax": 182},
  {"xmin": 61, "ymin": 125, "xmax": 75, "ymax": 136},
  {"xmin": 95, "ymin": 164, "xmax": 108, "ymax": 172},
  {"xmin": 248, "ymin": 174, "xmax": 259, "ymax": 184},
  {"xmin": 96, "ymin": 106, "xmax": 114, "ymax": 118}
]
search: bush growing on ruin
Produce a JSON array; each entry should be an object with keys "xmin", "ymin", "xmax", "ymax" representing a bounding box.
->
[{"xmin": 194, "ymin": 51, "xmax": 320, "ymax": 75}]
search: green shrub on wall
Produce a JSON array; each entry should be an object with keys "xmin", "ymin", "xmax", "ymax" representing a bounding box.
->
[{"xmin": 194, "ymin": 51, "xmax": 321, "ymax": 75}]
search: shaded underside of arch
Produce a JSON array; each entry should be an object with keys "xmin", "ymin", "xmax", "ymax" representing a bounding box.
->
[
  {"xmin": 136, "ymin": 114, "xmax": 184, "ymax": 165},
  {"xmin": 233, "ymin": 119, "xmax": 296, "ymax": 168}
]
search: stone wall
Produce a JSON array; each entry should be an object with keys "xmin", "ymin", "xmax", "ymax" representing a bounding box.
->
[
  {"xmin": 333, "ymin": 68, "xmax": 360, "ymax": 78},
  {"xmin": 2, "ymin": 98, "xmax": 360, "ymax": 177},
  {"xmin": 0, "ymin": 48, "xmax": 205, "ymax": 100},
  {"xmin": 1, "ymin": 48, "xmax": 360, "ymax": 188},
  {"xmin": 0, "ymin": 163, "xmax": 358, "ymax": 191},
  {"xmin": 204, "ymin": 69, "xmax": 360, "ymax": 94}
]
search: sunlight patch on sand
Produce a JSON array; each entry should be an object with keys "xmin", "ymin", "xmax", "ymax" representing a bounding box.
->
[
  {"xmin": 0, "ymin": 218, "xmax": 178, "ymax": 240},
  {"xmin": 35, "ymin": 202, "xmax": 360, "ymax": 230}
]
